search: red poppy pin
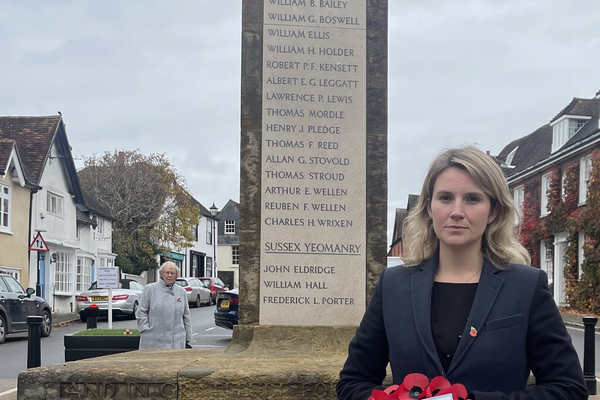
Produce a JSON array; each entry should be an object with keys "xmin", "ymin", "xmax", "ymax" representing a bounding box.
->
[
  {"xmin": 177, "ymin": 298, "xmax": 182, "ymax": 302},
  {"xmin": 469, "ymin": 326, "xmax": 477, "ymax": 338}
]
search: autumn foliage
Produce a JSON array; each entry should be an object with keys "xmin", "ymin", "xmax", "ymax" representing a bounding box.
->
[
  {"xmin": 518, "ymin": 151, "xmax": 600, "ymax": 313},
  {"xmin": 78, "ymin": 150, "xmax": 201, "ymax": 274}
]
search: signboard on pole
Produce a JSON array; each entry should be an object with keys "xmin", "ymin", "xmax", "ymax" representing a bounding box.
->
[
  {"xmin": 29, "ymin": 232, "xmax": 49, "ymax": 252},
  {"xmin": 97, "ymin": 267, "xmax": 120, "ymax": 328},
  {"xmin": 97, "ymin": 267, "xmax": 119, "ymax": 289}
]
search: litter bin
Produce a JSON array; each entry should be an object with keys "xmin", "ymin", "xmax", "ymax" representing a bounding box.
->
[{"xmin": 85, "ymin": 304, "xmax": 100, "ymax": 329}]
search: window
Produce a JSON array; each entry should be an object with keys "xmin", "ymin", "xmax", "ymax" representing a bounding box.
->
[
  {"xmin": 541, "ymin": 173, "xmax": 552, "ymax": 216},
  {"xmin": 0, "ymin": 184, "xmax": 10, "ymax": 231},
  {"xmin": 580, "ymin": 155, "xmax": 592, "ymax": 204},
  {"xmin": 76, "ymin": 257, "xmax": 93, "ymax": 292},
  {"xmin": 54, "ymin": 252, "xmax": 73, "ymax": 294},
  {"xmin": 4, "ymin": 275, "xmax": 25, "ymax": 294},
  {"xmin": 206, "ymin": 257, "xmax": 213, "ymax": 277},
  {"xmin": 570, "ymin": 119, "xmax": 587, "ymax": 136},
  {"xmin": 551, "ymin": 118, "xmax": 589, "ymax": 153},
  {"xmin": 0, "ymin": 267, "xmax": 20, "ymax": 282},
  {"xmin": 561, "ymin": 171, "xmax": 567, "ymax": 200},
  {"xmin": 225, "ymin": 220, "xmax": 235, "ymax": 234},
  {"xmin": 192, "ymin": 255, "xmax": 198, "ymax": 277},
  {"xmin": 578, "ymin": 232, "xmax": 586, "ymax": 280},
  {"xmin": 232, "ymin": 246, "xmax": 239, "ymax": 265},
  {"xmin": 206, "ymin": 221, "xmax": 213, "ymax": 244},
  {"xmin": 96, "ymin": 220, "xmax": 104, "ymax": 235},
  {"xmin": 47, "ymin": 192, "xmax": 64, "ymax": 217},
  {"xmin": 513, "ymin": 185, "xmax": 524, "ymax": 225},
  {"xmin": 98, "ymin": 257, "xmax": 114, "ymax": 268},
  {"xmin": 0, "ymin": 277, "xmax": 8, "ymax": 292},
  {"xmin": 192, "ymin": 224, "xmax": 198, "ymax": 240},
  {"xmin": 541, "ymin": 241, "xmax": 553, "ymax": 285}
]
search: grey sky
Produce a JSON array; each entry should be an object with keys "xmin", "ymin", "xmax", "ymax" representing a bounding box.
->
[{"xmin": 1, "ymin": 1, "xmax": 599, "ymax": 246}]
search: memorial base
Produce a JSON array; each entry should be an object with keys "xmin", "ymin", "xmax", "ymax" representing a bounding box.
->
[{"xmin": 18, "ymin": 325, "xmax": 389, "ymax": 400}]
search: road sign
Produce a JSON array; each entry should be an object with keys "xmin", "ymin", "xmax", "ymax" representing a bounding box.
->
[{"xmin": 29, "ymin": 232, "xmax": 50, "ymax": 252}]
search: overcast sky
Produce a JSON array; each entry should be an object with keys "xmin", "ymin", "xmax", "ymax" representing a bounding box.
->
[{"xmin": 1, "ymin": 1, "xmax": 599, "ymax": 246}]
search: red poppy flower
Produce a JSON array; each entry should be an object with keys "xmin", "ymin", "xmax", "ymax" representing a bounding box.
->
[
  {"xmin": 369, "ymin": 374, "xmax": 472, "ymax": 400},
  {"xmin": 421, "ymin": 376, "xmax": 451, "ymax": 398}
]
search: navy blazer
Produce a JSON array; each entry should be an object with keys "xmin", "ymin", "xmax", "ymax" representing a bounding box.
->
[{"xmin": 337, "ymin": 257, "xmax": 587, "ymax": 400}]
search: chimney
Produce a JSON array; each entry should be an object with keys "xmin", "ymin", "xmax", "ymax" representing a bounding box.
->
[{"xmin": 486, "ymin": 150, "xmax": 490, "ymax": 156}]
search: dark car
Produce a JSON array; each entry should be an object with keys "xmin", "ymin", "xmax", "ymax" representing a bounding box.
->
[
  {"xmin": 0, "ymin": 273, "xmax": 52, "ymax": 344},
  {"xmin": 214, "ymin": 288, "xmax": 238, "ymax": 330},
  {"xmin": 199, "ymin": 277, "xmax": 228, "ymax": 305}
]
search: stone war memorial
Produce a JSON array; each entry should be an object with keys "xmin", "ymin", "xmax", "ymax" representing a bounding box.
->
[{"xmin": 17, "ymin": 1, "xmax": 387, "ymax": 399}]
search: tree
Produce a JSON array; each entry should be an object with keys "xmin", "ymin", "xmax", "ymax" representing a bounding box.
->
[{"xmin": 78, "ymin": 150, "xmax": 201, "ymax": 274}]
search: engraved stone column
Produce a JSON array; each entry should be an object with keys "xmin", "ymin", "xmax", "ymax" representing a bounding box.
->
[{"xmin": 240, "ymin": 0, "xmax": 387, "ymax": 330}]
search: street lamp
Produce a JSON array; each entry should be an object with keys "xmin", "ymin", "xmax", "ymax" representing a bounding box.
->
[{"xmin": 210, "ymin": 203, "xmax": 218, "ymax": 277}]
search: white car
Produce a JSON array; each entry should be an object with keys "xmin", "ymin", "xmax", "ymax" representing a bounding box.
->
[
  {"xmin": 76, "ymin": 279, "xmax": 145, "ymax": 321},
  {"xmin": 175, "ymin": 277, "xmax": 212, "ymax": 308}
]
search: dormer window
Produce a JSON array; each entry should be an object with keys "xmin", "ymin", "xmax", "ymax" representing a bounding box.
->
[{"xmin": 551, "ymin": 116, "xmax": 591, "ymax": 153}]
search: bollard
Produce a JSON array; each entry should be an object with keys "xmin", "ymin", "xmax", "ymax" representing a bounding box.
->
[
  {"xmin": 86, "ymin": 304, "xmax": 100, "ymax": 329},
  {"xmin": 583, "ymin": 316, "xmax": 597, "ymax": 395},
  {"xmin": 27, "ymin": 316, "xmax": 43, "ymax": 368}
]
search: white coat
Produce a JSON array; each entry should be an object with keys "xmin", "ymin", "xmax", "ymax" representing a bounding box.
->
[{"xmin": 136, "ymin": 279, "xmax": 192, "ymax": 349}]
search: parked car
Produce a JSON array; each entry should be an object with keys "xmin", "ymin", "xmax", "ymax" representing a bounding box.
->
[
  {"xmin": 214, "ymin": 288, "xmax": 238, "ymax": 330},
  {"xmin": 76, "ymin": 279, "xmax": 144, "ymax": 322},
  {"xmin": 175, "ymin": 277, "xmax": 212, "ymax": 308},
  {"xmin": 199, "ymin": 277, "xmax": 228, "ymax": 305},
  {"xmin": 0, "ymin": 273, "xmax": 52, "ymax": 344}
]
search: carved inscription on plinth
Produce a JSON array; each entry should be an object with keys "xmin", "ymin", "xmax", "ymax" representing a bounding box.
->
[
  {"xmin": 260, "ymin": 0, "xmax": 366, "ymax": 325},
  {"xmin": 58, "ymin": 381, "xmax": 176, "ymax": 399}
]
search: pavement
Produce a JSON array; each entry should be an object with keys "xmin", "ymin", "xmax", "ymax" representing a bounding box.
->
[
  {"xmin": 0, "ymin": 313, "xmax": 82, "ymax": 400},
  {"xmin": 1, "ymin": 312, "xmax": 600, "ymax": 399},
  {"xmin": 561, "ymin": 310, "xmax": 600, "ymax": 332},
  {"xmin": 51, "ymin": 312, "xmax": 80, "ymax": 326}
]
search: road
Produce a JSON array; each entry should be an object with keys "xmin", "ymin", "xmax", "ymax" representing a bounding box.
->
[{"xmin": 0, "ymin": 304, "xmax": 232, "ymax": 398}]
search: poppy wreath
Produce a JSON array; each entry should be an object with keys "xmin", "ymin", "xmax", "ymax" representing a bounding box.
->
[{"xmin": 369, "ymin": 373, "xmax": 472, "ymax": 400}]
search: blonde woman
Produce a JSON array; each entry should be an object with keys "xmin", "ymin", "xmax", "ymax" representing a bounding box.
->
[{"xmin": 337, "ymin": 147, "xmax": 586, "ymax": 400}]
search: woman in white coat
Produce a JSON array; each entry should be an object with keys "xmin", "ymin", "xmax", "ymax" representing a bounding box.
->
[{"xmin": 137, "ymin": 261, "xmax": 192, "ymax": 349}]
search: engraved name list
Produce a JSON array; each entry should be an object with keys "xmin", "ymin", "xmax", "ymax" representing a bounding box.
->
[{"xmin": 260, "ymin": 0, "xmax": 367, "ymax": 325}]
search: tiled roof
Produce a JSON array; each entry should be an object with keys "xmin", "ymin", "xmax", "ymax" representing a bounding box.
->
[
  {"xmin": 0, "ymin": 116, "xmax": 62, "ymax": 185},
  {"xmin": 81, "ymin": 190, "xmax": 114, "ymax": 220},
  {"xmin": 392, "ymin": 208, "xmax": 407, "ymax": 240},
  {"xmin": 551, "ymin": 98, "xmax": 600, "ymax": 123},
  {"xmin": 563, "ymin": 99, "xmax": 600, "ymax": 148},
  {"xmin": 496, "ymin": 96, "xmax": 600, "ymax": 180},
  {"xmin": 496, "ymin": 124, "xmax": 552, "ymax": 178},
  {"xmin": 407, "ymin": 194, "xmax": 419, "ymax": 212},
  {"xmin": 76, "ymin": 208, "xmax": 93, "ymax": 224},
  {"xmin": 0, "ymin": 138, "xmax": 16, "ymax": 173},
  {"xmin": 188, "ymin": 195, "xmax": 213, "ymax": 217}
]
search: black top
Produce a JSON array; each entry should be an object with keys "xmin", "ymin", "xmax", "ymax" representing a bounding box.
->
[{"xmin": 431, "ymin": 282, "xmax": 478, "ymax": 372}]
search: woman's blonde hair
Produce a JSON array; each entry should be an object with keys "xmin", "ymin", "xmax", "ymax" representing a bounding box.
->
[{"xmin": 401, "ymin": 146, "xmax": 530, "ymax": 268}]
